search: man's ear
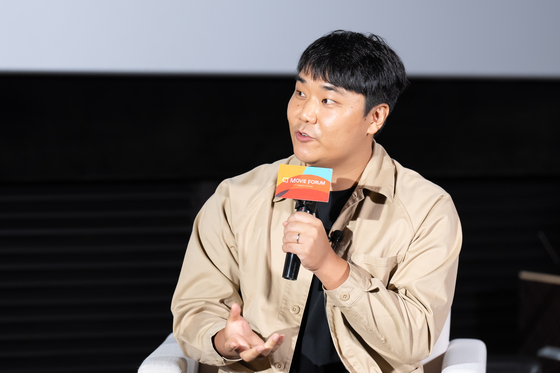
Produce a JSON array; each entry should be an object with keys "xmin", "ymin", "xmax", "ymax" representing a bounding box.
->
[{"xmin": 366, "ymin": 103, "xmax": 390, "ymax": 136}]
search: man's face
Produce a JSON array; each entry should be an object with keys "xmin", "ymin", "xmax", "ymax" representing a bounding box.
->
[{"xmin": 287, "ymin": 72, "xmax": 379, "ymax": 172}]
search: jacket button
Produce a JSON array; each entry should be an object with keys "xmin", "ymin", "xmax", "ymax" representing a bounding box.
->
[
  {"xmin": 290, "ymin": 305, "xmax": 301, "ymax": 314},
  {"xmin": 274, "ymin": 362, "xmax": 284, "ymax": 370},
  {"xmin": 340, "ymin": 293, "xmax": 350, "ymax": 301}
]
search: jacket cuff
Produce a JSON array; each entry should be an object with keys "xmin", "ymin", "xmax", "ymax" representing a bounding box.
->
[
  {"xmin": 206, "ymin": 321, "xmax": 243, "ymax": 365},
  {"xmin": 324, "ymin": 262, "xmax": 378, "ymax": 308}
]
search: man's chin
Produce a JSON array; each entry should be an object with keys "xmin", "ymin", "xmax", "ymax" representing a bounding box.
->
[
  {"xmin": 294, "ymin": 153, "xmax": 314, "ymax": 165},
  {"xmin": 294, "ymin": 149, "xmax": 331, "ymax": 168},
  {"xmin": 295, "ymin": 156, "xmax": 326, "ymax": 168}
]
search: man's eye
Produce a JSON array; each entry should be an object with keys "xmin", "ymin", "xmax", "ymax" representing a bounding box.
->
[
  {"xmin": 323, "ymin": 98, "xmax": 335, "ymax": 104},
  {"xmin": 296, "ymin": 90, "xmax": 305, "ymax": 97}
]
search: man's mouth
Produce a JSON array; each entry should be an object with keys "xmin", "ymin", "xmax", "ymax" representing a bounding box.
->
[{"xmin": 295, "ymin": 131, "xmax": 314, "ymax": 142}]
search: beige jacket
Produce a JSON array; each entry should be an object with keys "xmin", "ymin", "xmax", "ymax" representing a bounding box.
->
[{"xmin": 172, "ymin": 142, "xmax": 461, "ymax": 373}]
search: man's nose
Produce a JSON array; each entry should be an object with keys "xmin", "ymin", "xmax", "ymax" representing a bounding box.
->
[{"xmin": 299, "ymin": 100, "xmax": 318, "ymax": 123}]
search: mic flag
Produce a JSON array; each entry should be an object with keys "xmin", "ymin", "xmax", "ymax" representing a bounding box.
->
[
  {"xmin": 275, "ymin": 164, "xmax": 332, "ymax": 203},
  {"xmin": 276, "ymin": 164, "xmax": 333, "ymax": 280}
]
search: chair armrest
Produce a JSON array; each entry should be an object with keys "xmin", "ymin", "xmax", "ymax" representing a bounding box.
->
[
  {"xmin": 138, "ymin": 333, "xmax": 199, "ymax": 373},
  {"xmin": 442, "ymin": 339, "xmax": 487, "ymax": 373}
]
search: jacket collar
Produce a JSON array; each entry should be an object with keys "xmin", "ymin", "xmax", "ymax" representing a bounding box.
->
[
  {"xmin": 273, "ymin": 140, "xmax": 396, "ymax": 203},
  {"xmin": 355, "ymin": 141, "xmax": 396, "ymax": 202}
]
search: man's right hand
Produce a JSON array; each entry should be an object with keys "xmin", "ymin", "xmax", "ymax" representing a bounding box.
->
[{"xmin": 214, "ymin": 303, "xmax": 284, "ymax": 362}]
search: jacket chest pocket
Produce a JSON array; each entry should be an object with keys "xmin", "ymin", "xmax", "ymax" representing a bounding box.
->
[{"xmin": 351, "ymin": 254, "xmax": 402, "ymax": 288}]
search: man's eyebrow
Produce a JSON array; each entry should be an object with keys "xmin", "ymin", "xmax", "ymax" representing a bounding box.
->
[
  {"xmin": 296, "ymin": 75, "xmax": 342, "ymax": 93},
  {"xmin": 322, "ymin": 84, "xmax": 341, "ymax": 93}
]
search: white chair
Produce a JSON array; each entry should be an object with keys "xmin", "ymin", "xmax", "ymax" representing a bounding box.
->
[{"xmin": 138, "ymin": 314, "xmax": 486, "ymax": 373}]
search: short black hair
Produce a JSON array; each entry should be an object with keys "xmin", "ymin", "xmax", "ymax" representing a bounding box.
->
[{"xmin": 297, "ymin": 30, "xmax": 408, "ymax": 116}]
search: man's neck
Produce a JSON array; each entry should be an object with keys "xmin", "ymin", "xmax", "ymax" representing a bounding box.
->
[
  {"xmin": 330, "ymin": 177, "xmax": 359, "ymax": 191},
  {"xmin": 329, "ymin": 147, "xmax": 374, "ymax": 191}
]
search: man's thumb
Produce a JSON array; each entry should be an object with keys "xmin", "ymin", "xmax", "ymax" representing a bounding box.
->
[{"xmin": 228, "ymin": 303, "xmax": 241, "ymax": 322}]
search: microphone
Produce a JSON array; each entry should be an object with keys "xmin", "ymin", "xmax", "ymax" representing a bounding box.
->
[
  {"xmin": 274, "ymin": 164, "xmax": 333, "ymax": 281},
  {"xmin": 282, "ymin": 200, "xmax": 316, "ymax": 281}
]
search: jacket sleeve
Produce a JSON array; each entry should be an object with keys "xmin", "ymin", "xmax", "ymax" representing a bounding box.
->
[
  {"xmin": 171, "ymin": 180, "xmax": 245, "ymax": 367},
  {"xmin": 324, "ymin": 193, "xmax": 461, "ymax": 365}
]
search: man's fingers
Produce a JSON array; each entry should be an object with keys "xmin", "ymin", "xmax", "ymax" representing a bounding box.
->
[
  {"xmin": 269, "ymin": 334, "xmax": 285, "ymax": 354},
  {"xmin": 239, "ymin": 345, "xmax": 265, "ymax": 361},
  {"xmin": 236, "ymin": 334, "xmax": 285, "ymax": 362},
  {"xmin": 227, "ymin": 303, "xmax": 242, "ymax": 323},
  {"xmin": 224, "ymin": 305, "xmax": 285, "ymax": 363},
  {"xmin": 283, "ymin": 221, "xmax": 308, "ymax": 236},
  {"xmin": 282, "ymin": 231, "xmax": 303, "ymax": 244},
  {"xmin": 287, "ymin": 211, "xmax": 315, "ymax": 223},
  {"xmin": 251, "ymin": 333, "xmax": 285, "ymax": 358},
  {"xmin": 225, "ymin": 339, "xmax": 238, "ymax": 353},
  {"xmin": 282, "ymin": 242, "xmax": 298, "ymax": 254},
  {"xmin": 225, "ymin": 334, "xmax": 251, "ymax": 355},
  {"xmin": 260, "ymin": 334, "xmax": 284, "ymax": 356}
]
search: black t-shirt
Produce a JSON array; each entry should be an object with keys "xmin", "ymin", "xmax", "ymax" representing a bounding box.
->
[{"xmin": 289, "ymin": 187, "xmax": 354, "ymax": 373}]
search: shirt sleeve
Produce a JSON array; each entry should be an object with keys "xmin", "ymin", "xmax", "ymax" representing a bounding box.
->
[
  {"xmin": 324, "ymin": 193, "xmax": 461, "ymax": 365},
  {"xmin": 171, "ymin": 180, "xmax": 245, "ymax": 367}
]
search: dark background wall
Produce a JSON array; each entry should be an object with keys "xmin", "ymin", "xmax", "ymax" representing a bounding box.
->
[{"xmin": 1, "ymin": 73, "xmax": 559, "ymax": 372}]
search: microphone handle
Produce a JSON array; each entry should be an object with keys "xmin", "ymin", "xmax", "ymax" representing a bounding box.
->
[{"xmin": 282, "ymin": 200, "xmax": 314, "ymax": 280}]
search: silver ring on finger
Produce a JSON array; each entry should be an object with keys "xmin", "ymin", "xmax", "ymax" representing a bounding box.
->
[{"xmin": 296, "ymin": 233, "xmax": 300, "ymax": 244}]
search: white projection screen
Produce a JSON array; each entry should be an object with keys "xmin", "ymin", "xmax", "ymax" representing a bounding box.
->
[{"xmin": 0, "ymin": 0, "xmax": 559, "ymax": 77}]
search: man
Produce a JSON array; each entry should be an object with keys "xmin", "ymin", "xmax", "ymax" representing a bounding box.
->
[{"xmin": 172, "ymin": 30, "xmax": 461, "ymax": 373}]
